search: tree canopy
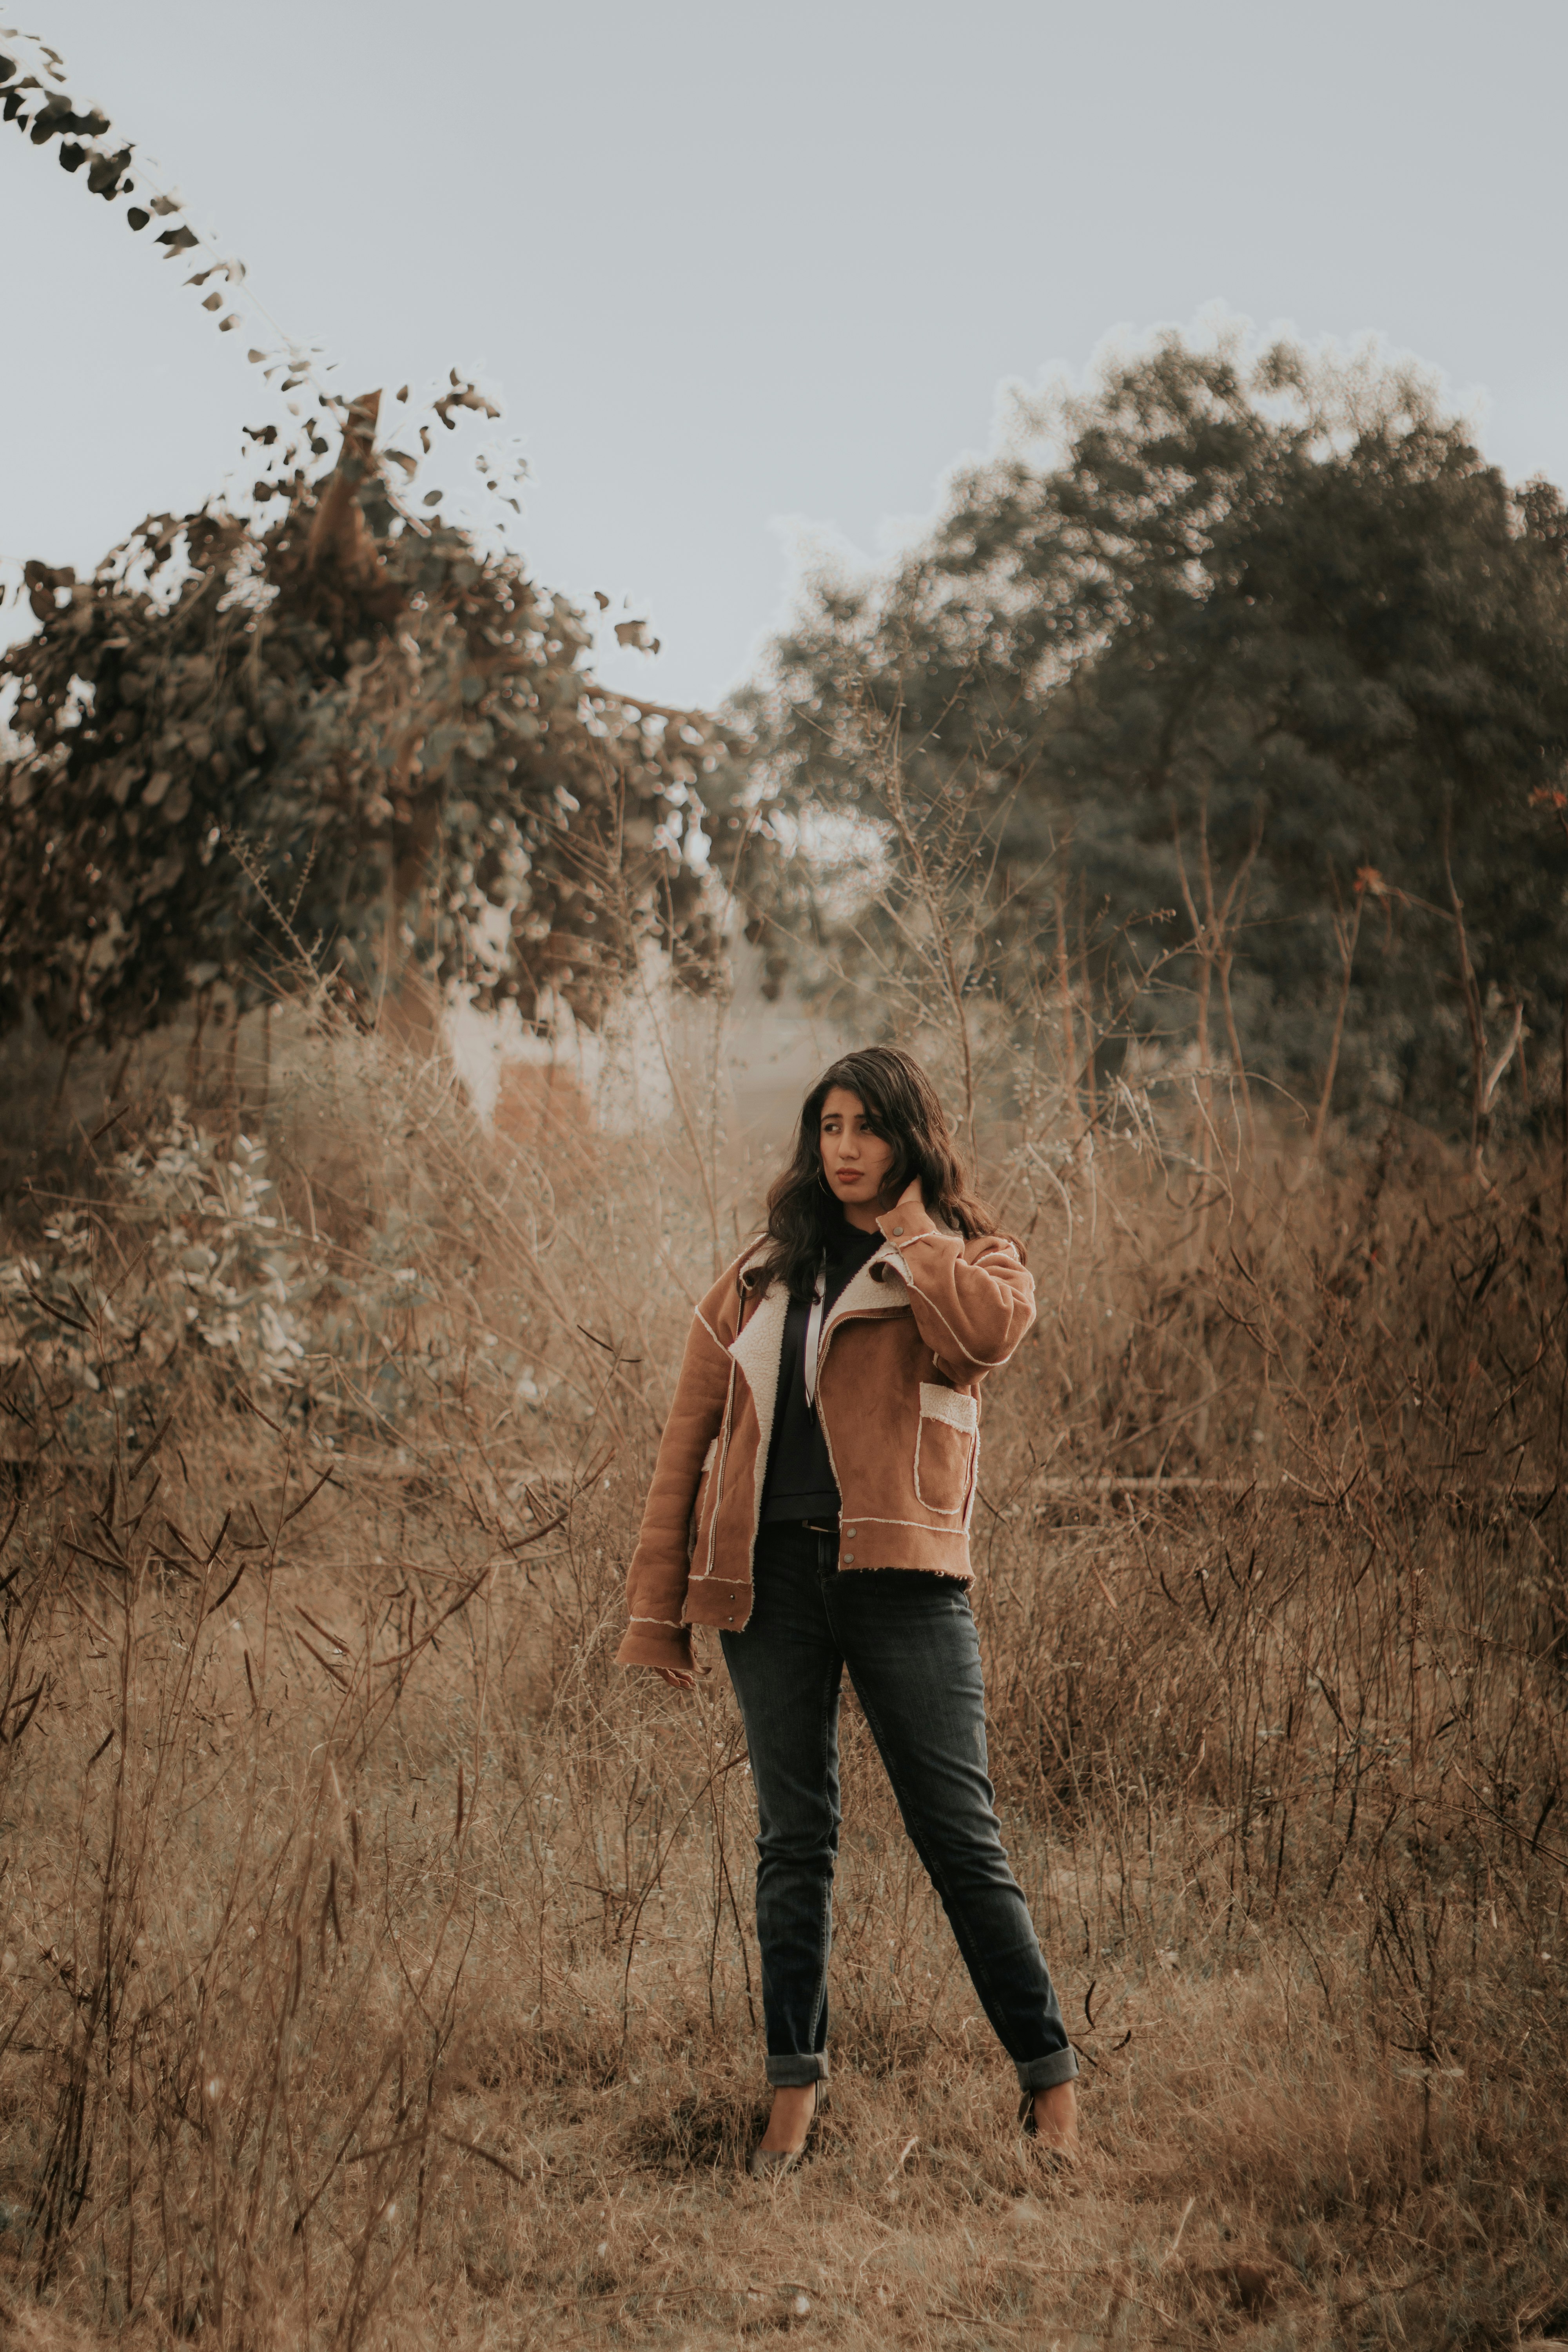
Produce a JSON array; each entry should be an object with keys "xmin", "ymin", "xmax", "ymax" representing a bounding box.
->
[
  {"xmin": 729, "ymin": 333, "xmax": 1568, "ymax": 1132},
  {"xmin": 8, "ymin": 14, "xmax": 1568, "ymax": 1137},
  {"xmin": 1, "ymin": 392, "xmax": 726, "ymax": 1047},
  {"xmin": 2, "ymin": 27, "xmax": 722, "ymax": 1059}
]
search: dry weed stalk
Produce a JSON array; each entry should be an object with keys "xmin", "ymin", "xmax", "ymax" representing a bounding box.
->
[{"xmin": 0, "ymin": 924, "xmax": 1563, "ymax": 2346}]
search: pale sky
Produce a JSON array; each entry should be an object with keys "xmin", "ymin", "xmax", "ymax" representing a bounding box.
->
[{"xmin": 3, "ymin": 0, "xmax": 1566, "ymax": 711}]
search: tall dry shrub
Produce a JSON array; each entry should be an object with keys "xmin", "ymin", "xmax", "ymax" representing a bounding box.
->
[{"xmin": 0, "ymin": 935, "xmax": 1564, "ymax": 2342}]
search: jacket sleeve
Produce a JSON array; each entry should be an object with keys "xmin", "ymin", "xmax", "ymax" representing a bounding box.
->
[
  {"xmin": 616, "ymin": 1272, "xmax": 737, "ymax": 1671},
  {"xmin": 875, "ymin": 1187, "xmax": 1035, "ymax": 1383}
]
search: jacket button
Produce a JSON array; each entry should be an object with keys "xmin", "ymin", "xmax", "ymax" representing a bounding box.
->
[
  {"xmin": 892, "ymin": 1224, "xmax": 904, "ymax": 1235},
  {"xmin": 844, "ymin": 1553, "xmax": 855, "ymax": 1564},
  {"xmin": 843, "ymin": 1528, "xmax": 856, "ymax": 1537}
]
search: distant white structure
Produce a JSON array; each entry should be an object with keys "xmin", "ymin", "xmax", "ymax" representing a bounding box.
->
[{"xmin": 442, "ymin": 935, "xmax": 849, "ymax": 1172}]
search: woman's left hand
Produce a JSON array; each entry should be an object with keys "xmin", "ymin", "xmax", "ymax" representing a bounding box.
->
[{"xmin": 654, "ymin": 1665, "xmax": 695, "ymax": 1691}]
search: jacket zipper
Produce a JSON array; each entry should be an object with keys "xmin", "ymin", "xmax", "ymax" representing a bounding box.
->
[
  {"xmin": 809, "ymin": 1297, "xmax": 904, "ymax": 1516},
  {"xmin": 702, "ymin": 1365, "xmax": 737, "ymax": 1581}
]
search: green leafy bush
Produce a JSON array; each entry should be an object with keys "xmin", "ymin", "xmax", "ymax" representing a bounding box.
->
[{"xmin": 0, "ymin": 1103, "xmax": 462, "ymax": 1457}]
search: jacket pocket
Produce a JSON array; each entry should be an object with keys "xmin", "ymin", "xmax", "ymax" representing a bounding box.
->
[{"xmin": 913, "ymin": 1381, "xmax": 978, "ymax": 1515}]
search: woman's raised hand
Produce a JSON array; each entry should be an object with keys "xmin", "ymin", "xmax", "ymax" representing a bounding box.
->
[{"xmin": 654, "ymin": 1665, "xmax": 696, "ymax": 1691}]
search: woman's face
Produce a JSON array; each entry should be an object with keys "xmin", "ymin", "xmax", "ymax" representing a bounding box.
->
[{"xmin": 818, "ymin": 1087, "xmax": 898, "ymax": 1220}]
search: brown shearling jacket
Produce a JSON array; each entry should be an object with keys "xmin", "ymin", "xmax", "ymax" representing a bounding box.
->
[{"xmin": 615, "ymin": 1178, "xmax": 1036, "ymax": 1673}]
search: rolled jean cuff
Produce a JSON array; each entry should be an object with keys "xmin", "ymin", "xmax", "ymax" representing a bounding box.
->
[
  {"xmin": 765, "ymin": 2054, "xmax": 830, "ymax": 2088},
  {"xmin": 1016, "ymin": 2046, "xmax": 1079, "ymax": 2094}
]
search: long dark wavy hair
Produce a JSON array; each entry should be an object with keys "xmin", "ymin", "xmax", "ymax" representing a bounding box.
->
[{"xmin": 756, "ymin": 1047, "xmax": 1000, "ymax": 1301}]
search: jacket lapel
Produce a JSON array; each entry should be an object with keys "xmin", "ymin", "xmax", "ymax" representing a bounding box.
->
[
  {"xmin": 728, "ymin": 1282, "xmax": 789, "ymax": 1470},
  {"xmin": 728, "ymin": 1243, "xmax": 911, "ymax": 1472},
  {"xmin": 824, "ymin": 1250, "xmax": 908, "ymax": 1333}
]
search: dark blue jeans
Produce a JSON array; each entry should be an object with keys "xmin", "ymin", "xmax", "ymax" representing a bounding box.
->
[{"xmin": 720, "ymin": 1522, "xmax": 1077, "ymax": 2094}]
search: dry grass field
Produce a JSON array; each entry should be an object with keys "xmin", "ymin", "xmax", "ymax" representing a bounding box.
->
[{"xmin": 0, "ymin": 1007, "xmax": 1564, "ymax": 2350}]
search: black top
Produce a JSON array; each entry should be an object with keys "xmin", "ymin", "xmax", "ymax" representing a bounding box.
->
[{"xmin": 760, "ymin": 1219, "xmax": 883, "ymax": 1524}]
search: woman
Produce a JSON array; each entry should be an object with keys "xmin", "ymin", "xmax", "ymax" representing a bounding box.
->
[{"xmin": 616, "ymin": 1047, "xmax": 1079, "ymax": 2174}]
